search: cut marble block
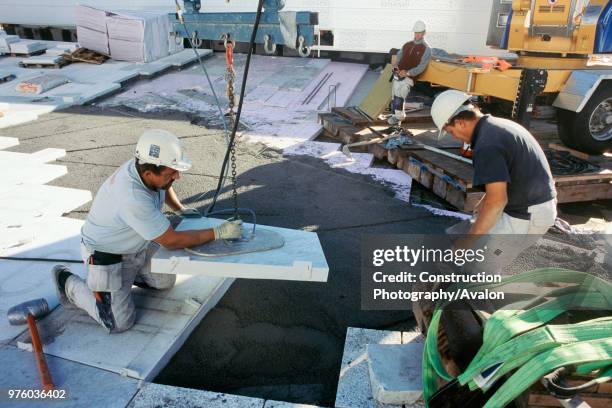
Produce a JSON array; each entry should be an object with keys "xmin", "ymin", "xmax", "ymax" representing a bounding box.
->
[
  {"xmin": 367, "ymin": 341, "xmax": 424, "ymax": 405},
  {"xmin": 0, "ymin": 136, "xmax": 18, "ymax": 150},
  {"xmin": 0, "ymin": 260, "xmax": 87, "ymax": 345},
  {"xmin": 129, "ymin": 383, "xmax": 265, "ymax": 408},
  {"xmin": 0, "ymin": 147, "xmax": 65, "ymax": 164},
  {"xmin": 336, "ymin": 328, "xmax": 403, "ymax": 408},
  {"xmin": 152, "ymin": 218, "xmax": 329, "ymax": 282},
  {"xmin": 0, "ymin": 216, "xmax": 84, "ymax": 261},
  {"xmin": 0, "ymin": 346, "xmax": 140, "ymax": 407},
  {"xmin": 0, "ymin": 185, "xmax": 91, "ymax": 226},
  {"xmin": 13, "ymin": 274, "xmax": 234, "ymax": 381}
]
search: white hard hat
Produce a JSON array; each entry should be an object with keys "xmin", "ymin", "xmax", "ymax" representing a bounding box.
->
[
  {"xmin": 431, "ymin": 90, "xmax": 473, "ymax": 130},
  {"xmin": 135, "ymin": 129, "xmax": 192, "ymax": 171},
  {"xmin": 413, "ymin": 20, "xmax": 427, "ymax": 33}
]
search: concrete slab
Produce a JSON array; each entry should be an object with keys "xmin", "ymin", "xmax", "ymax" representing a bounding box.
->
[
  {"xmin": 335, "ymin": 328, "xmax": 402, "ymax": 408},
  {"xmin": 0, "ymin": 260, "xmax": 87, "ymax": 345},
  {"xmin": 0, "ymin": 136, "xmax": 19, "ymax": 150},
  {"xmin": 129, "ymin": 382, "xmax": 265, "ymax": 408},
  {"xmin": 367, "ymin": 342, "xmax": 424, "ymax": 405},
  {"xmin": 13, "ymin": 275, "xmax": 234, "ymax": 381},
  {"xmin": 152, "ymin": 218, "xmax": 329, "ymax": 282},
  {"xmin": 0, "ymin": 345, "xmax": 140, "ymax": 407}
]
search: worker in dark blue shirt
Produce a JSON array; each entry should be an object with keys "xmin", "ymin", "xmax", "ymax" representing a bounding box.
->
[{"xmin": 431, "ymin": 90, "xmax": 557, "ymax": 272}]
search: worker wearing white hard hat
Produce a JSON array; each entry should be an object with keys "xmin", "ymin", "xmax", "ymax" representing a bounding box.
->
[
  {"xmin": 432, "ymin": 90, "xmax": 558, "ymax": 273},
  {"xmin": 52, "ymin": 129, "xmax": 243, "ymax": 333},
  {"xmin": 389, "ymin": 20, "xmax": 431, "ymax": 126}
]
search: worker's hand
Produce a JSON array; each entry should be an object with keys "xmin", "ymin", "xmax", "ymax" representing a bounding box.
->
[
  {"xmin": 399, "ymin": 70, "xmax": 408, "ymax": 78},
  {"xmin": 213, "ymin": 220, "xmax": 243, "ymax": 240},
  {"xmin": 174, "ymin": 207, "xmax": 202, "ymax": 218}
]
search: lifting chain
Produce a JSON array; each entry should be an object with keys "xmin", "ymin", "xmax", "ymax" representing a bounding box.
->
[{"xmin": 223, "ymin": 35, "xmax": 240, "ymax": 219}]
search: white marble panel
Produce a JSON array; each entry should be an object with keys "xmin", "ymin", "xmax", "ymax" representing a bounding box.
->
[{"xmin": 152, "ymin": 218, "xmax": 329, "ymax": 282}]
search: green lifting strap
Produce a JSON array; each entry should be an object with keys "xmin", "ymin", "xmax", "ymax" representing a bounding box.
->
[
  {"xmin": 422, "ymin": 268, "xmax": 612, "ymax": 406},
  {"xmin": 482, "ymin": 338, "xmax": 612, "ymax": 408},
  {"xmin": 459, "ymin": 316, "xmax": 612, "ymax": 391}
]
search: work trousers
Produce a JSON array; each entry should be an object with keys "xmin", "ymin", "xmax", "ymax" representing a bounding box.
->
[
  {"xmin": 447, "ymin": 198, "xmax": 558, "ymax": 275},
  {"xmin": 390, "ymin": 77, "xmax": 414, "ymax": 122},
  {"xmin": 65, "ymin": 242, "xmax": 176, "ymax": 333}
]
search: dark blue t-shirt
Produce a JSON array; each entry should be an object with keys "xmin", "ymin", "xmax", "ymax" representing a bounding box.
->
[{"xmin": 471, "ymin": 115, "xmax": 556, "ymax": 219}]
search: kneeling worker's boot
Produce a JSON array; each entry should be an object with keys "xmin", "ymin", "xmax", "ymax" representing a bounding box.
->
[{"xmin": 52, "ymin": 265, "xmax": 75, "ymax": 307}]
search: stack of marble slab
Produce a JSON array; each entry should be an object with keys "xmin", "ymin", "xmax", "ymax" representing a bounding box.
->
[
  {"xmin": 106, "ymin": 10, "xmax": 172, "ymax": 63},
  {"xmin": 75, "ymin": 5, "xmax": 110, "ymax": 54},
  {"xmin": 75, "ymin": 5, "xmax": 179, "ymax": 62}
]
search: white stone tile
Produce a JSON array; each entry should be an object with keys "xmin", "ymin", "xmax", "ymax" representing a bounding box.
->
[
  {"xmin": 0, "ymin": 260, "xmax": 87, "ymax": 345},
  {"xmin": 0, "ymin": 345, "xmax": 140, "ymax": 407},
  {"xmin": 12, "ymin": 274, "xmax": 234, "ymax": 381},
  {"xmin": 129, "ymin": 382, "xmax": 265, "ymax": 408},
  {"xmin": 335, "ymin": 328, "xmax": 403, "ymax": 408},
  {"xmin": 0, "ymin": 185, "xmax": 91, "ymax": 226},
  {"xmin": 0, "ymin": 136, "xmax": 18, "ymax": 150},
  {"xmin": 152, "ymin": 218, "xmax": 329, "ymax": 282},
  {"xmin": 1, "ymin": 162, "xmax": 67, "ymax": 190},
  {"xmin": 367, "ymin": 343, "xmax": 424, "ymax": 405},
  {"xmin": 0, "ymin": 147, "xmax": 65, "ymax": 164}
]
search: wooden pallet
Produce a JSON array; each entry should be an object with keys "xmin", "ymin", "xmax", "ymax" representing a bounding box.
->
[{"xmin": 319, "ymin": 111, "xmax": 612, "ymax": 211}]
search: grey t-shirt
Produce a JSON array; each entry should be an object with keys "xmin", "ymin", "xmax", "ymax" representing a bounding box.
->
[
  {"xmin": 471, "ymin": 115, "xmax": 556, "ymax": 219},
  {"xmin": 81, "ymin": 159, "xmax": 170, "ymax": 254}
]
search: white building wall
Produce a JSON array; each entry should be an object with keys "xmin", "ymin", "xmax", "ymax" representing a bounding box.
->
[{"xmin": 0, "ymin": 0, "xmax": 499, "ymax": 55}]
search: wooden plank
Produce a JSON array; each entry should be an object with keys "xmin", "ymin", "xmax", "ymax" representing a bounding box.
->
[
  {"xmin": 556, "ymin": 181, "xmax": 612, "ymax": 203},
  {"xmin": 553, "ymin": 170, "xmax": 612, "ymax": 183},
  {"xmin": 332, "ymin": 107, "xmax": 371, "ymax": 126},
  {"xmin": 319, "ymin": 113, "xmax": 356, "ymax": 137},
  {"xmin": 368, "ymin": 143, "xmax": 388, "ymax": 160},
  {"xmin": 407, "ymin": 149, "xmax": 473, "ymax": 186},
  {"xmin": 548, "ymin": 142, "xmax": 591, "ymax": 160}
]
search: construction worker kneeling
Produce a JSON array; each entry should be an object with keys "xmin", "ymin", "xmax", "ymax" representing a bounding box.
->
[{"xmin": 52, "ymin": 129, "xmax": 244, "ymax": 333}]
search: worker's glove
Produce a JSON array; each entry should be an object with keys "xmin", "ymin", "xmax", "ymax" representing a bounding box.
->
[
  {"xmin": 213, "ymin": 220, "xmax": 243, "ymax": 240},
  {"xmin": 174, "ymin": 207, "xmax": 201, "ymax": 218}
]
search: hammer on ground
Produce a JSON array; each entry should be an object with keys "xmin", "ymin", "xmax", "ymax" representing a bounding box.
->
[{"xmin": 7, "ymin": 298, "xmax": 54, "ymax": 390}]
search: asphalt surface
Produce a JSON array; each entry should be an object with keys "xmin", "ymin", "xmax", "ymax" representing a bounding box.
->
[
  {"xmin": 7, "ymin": 105, "xmax": 610, "ymax": 406},
  {"xmin": 6, "ymin": 105, "xmax": 454, "ymax": 406}
]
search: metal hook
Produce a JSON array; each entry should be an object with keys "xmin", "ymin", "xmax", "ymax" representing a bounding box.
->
[
  {"xmin": 191, "ymin": 31, "xmax": 202, "ymax": 47},
  {"xmin": 297, "ymin": 35, "xmax": 311, "ymax": 58},
  {"xmin": 221, "ymin": 33, "xmax": 235, "ymax": 49},
  {"xmin": 263, "ymin": 34, "xmax": 277, "ymax": 54}
]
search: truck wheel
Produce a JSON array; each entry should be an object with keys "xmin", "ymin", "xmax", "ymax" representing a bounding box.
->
[{"xmin": 556, "ymin": 86, "xmax": 612, "ymax": 154}]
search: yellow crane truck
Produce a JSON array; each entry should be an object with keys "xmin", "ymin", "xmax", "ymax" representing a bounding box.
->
[{"xmin": 419, "ymin": 0, "xmax": 612, "ymax": 154}]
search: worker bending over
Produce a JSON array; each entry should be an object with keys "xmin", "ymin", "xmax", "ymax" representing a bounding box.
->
[
  {"xmin": 389, "ymin": 20, "xmax": 431, "ymax": 126},
  {"xmin": 431, "ymin": 90, "xmax": 557, "ymax": 271},
  {"xmin": 52, "ymin": 129, "xmax": 243, "ymax": 333}
]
